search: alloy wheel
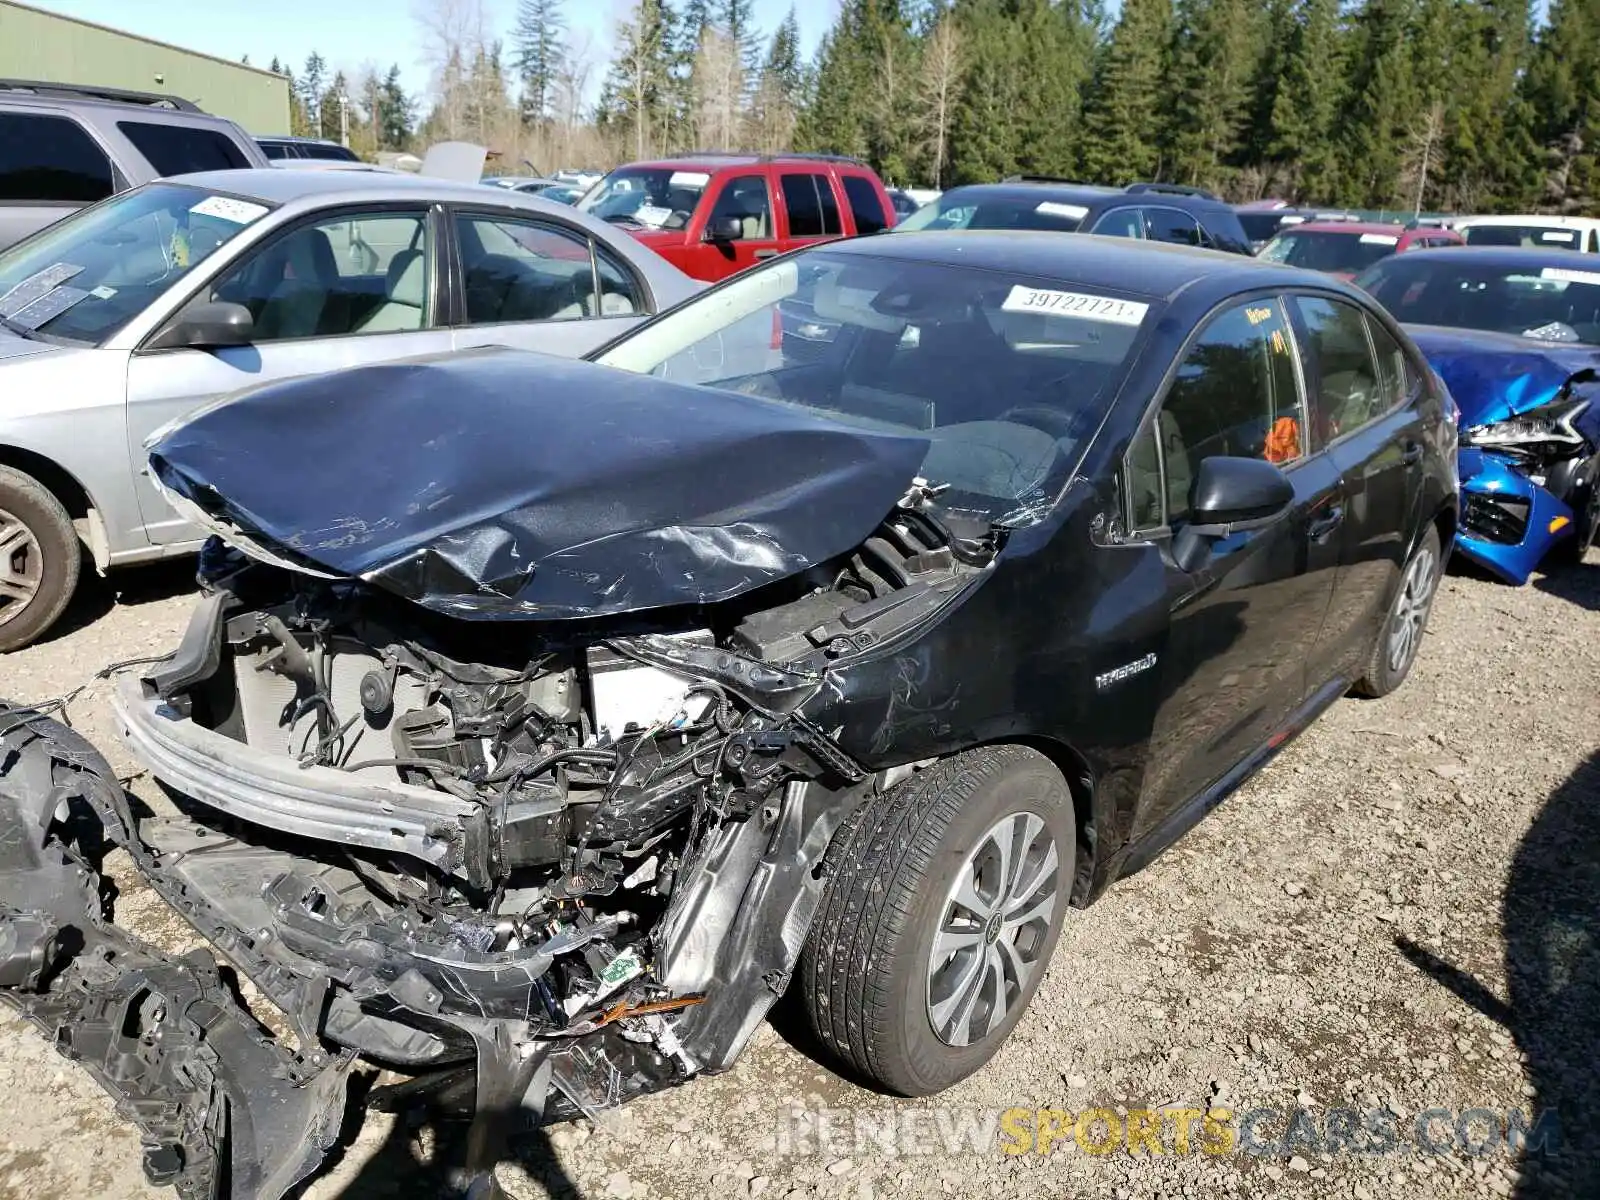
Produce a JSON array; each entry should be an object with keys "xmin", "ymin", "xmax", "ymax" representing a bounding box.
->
[
  {"xmin": 0, "ymin": 508, "xmax": 42, "ymax": 628},
  {"xmin": 1386, "ymin": 543, "xmax": 1438, "ymax": 674},
  {"xmin": 927, "ymin": 811, "xmax": 1060, "ymax": 1047}
]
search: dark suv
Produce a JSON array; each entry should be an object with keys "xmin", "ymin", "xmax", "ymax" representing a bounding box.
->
[
  {"xmin": 897, "ymin": 178, "xmax": 1253, "ymax": 254},
  {"xmin": 0, "ymin": 79, "xmax": 267, "ymax": 249}
]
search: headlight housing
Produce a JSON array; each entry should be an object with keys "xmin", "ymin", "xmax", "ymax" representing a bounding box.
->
[{"xmin": 1462, "ymin": 398, "xmax": 1590, "ymax": 451}]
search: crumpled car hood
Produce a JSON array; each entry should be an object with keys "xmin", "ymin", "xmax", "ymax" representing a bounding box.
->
[
  {"xmin": 148, "ymin": 348, "xmax": 931, "ymax": 619},
  {"xmin": 1405, "ymin": 324, "xmax": 1600, "ymax": 426}
]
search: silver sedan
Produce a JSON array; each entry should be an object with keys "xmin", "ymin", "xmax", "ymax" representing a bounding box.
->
[{"xmin": 0, "ymin": 168, "xmax": 698, "ymax": 650}]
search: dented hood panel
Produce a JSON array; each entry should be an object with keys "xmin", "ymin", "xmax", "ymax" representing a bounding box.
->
[
  {"xmin": 148, "ymin": 348, "xmax": 931, "ymax": 618},
  {"xmin": 1405, "ymin": 324, "xmax": 1600, "ymax": 426}
]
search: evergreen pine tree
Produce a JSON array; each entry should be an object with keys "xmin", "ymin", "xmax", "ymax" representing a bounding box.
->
[
  {"xmin": 1079, "ymin": 0, "xmax": 1173, "ymax": 183},
  {"xmin": 513, "ymin": 0, "xmax": 567, "ymax": 127}
]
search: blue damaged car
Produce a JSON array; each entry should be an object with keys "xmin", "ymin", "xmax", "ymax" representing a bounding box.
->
[{"xmin": 1356, "ymin": 247, "xmax": 1600, "ymax": 583}]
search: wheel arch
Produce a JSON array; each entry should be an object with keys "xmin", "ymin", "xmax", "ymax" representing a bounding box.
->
[
  {"xmin": 0, "ymin": 444, "xmax": 95, "ymax": 521},
  {"xmin": 976, "ymin": 734, "xmax": 1100, "ymax": 909},
  {"xmin": 0, "ymin": 444, "xmax": 106, "ymax": 567}
]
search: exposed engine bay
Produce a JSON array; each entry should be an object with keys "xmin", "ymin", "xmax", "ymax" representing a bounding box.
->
[{"xmin": 1, "ymin": 497, "xmax": 992, "ymax": 1199}]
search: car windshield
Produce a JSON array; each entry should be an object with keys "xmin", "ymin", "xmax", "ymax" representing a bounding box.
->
[
  {"xmin": 894, "ymin": 190, "xmax": 1087, "ymax": 233},
  {"xmin": 1461, "ymin": 224, "xmax": 1586, "ymax": 251},
  {"xmin": 1258, "ymin": 229, "xmax": 1399, "ymax": 273},
  {"xmin": 592, "ymin": 249, "xmax": 1150, "ymax": 524},
  {"xmin": 1354, "ymin": 256, "xmax": 1600, "ymax": 344},
  {"xmin": 0, "ymin": 182, "xmax": 270, "ymax": 345},
  {"xmin": 576, "ymin": 166, "xmax": 709, "ymax": 230}
]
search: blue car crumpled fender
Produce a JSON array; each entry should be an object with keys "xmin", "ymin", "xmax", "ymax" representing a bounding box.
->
[{"xmin": 1407, "ymin": 325, "xmax": 1600, "ymax": 584}]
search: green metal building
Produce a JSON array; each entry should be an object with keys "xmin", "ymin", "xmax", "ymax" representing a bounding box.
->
[{"xmin": 0, "ymin": 0, "xmax": 289, "ymax": 132}]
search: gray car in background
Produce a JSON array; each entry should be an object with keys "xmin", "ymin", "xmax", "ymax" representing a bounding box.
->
[
  {"xmin": 0, "ymin": 79, "xmax": 269, "ymax": 250},
  {"xmin": 0, "ymin": 168, "xmax": 697, "ymax": 649}
]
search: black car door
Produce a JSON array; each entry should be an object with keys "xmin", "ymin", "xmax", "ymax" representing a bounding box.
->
[
  {"xmin": 1289, "ymin": 294, "xmax": 1426, "ymax": 684},
  {"xmin": 1125, "ymin": 295, "xmax": 1345, "ymax": 839}
]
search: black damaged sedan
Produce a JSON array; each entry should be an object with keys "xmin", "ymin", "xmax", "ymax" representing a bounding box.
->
[{"xmin": 0, "ymin": 233, "xmax": 1457, "ymax": 1197}]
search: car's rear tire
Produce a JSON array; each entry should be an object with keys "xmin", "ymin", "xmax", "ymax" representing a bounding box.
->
[
  {"xmin": 1355, "ymin": 524, "xmax": 1441, "ymax": 698},
  {"xmin": 800, "ymin": 745, "xmax": 1075, "ymax": 1096},
  {"xmin": 0, "ymin": 466, "xmax": 80, "ymax": 653}
]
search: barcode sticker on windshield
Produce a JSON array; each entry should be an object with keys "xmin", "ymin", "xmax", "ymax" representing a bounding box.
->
[
  {"xmin": 668, "ymin": 171, "xmax": 709, "ymax": 188},
  {"xmin": 189, "ymin": 196, "xmax": 268, "ymax": 225},
  {"xmin": 1035, "ymin": 201, "xmax": 1089, "ymax": 220},
  {"xmin": 1541, "ymin": 266, "xmax": 1600, "ymax": 286},
  {"xmin": 1359, "ymin": 233, "xmax": 1400, "ymax": 246},
  {"xmin": 1541, "ymin": 230, "xmax": 1579, "ymax": 242},
  {"xmin": 1001, "ymin": 285, "xmax": 1148, "ymax": 326}
]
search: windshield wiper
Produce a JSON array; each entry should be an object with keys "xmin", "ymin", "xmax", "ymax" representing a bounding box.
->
[{"xmin": 0, "ymin": 313, "xmax": 40, "ymax": 340}]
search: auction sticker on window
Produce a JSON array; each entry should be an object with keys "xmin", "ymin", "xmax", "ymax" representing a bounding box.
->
[
  {"xmin": 1359, "ymin": 233, "xmax": 1400, "ymax": 246},
  {"xmin": 189, "ymin": 195, "xmax": 269, "ymax": 225},
  {"xmin": 1001, "ymin": 285, "xmax": 1148, "ymax": 325},
  {"xmin": 1035, "ymin": 201, "xmax": 1089, "ymax": 221},
  {"xmin": 1541, "ymin": 266, "xmax": 1600, "ymax": 286}
]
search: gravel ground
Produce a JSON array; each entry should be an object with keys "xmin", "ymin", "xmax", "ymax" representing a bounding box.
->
[{"xmin": 0, "ymin": 553, "xmax": 1596, "ymax": 1200}]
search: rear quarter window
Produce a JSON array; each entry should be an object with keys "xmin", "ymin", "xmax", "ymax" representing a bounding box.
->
[
  {"xmin": 841, "ymin": 174, "xmax": 888, "ymax": 234},
  {"xmin": 117, "ymin": 121, "xmax": 252, "ymax": 176}
]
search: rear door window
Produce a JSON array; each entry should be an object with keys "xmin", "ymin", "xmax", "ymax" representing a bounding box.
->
[
  {"xmin": 1090, "ymin": 207, "xmax": 1146, "ymax": 240},
  {"xmin": 1292, "ymin": 296, "xmax": 1388, "ymax": 442},
  {"xmin": 781, "ymin": 173, "xmax": 842, "ymax": 238},
  {"xmin": 1146, "ymin": 207, "xmax": 1205, "ymax": 247},
  {"xmin": 841, "ymin": 174, "xmax": 888, "ymax": 234},
  {"xmin": 457, "ymin": 212, "xmax": 613, "ymax": 324},
  {"xmin": 117, "ymin": 122, "xmax": 252, "ymax": 175},
  {"xmin": 0, "ymin": 113, "xmax": 114, "ymax": 202}
]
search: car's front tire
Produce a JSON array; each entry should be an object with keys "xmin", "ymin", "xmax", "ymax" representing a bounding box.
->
[
  {"xmin": 0, "ymin": 466, "xmax": 80, "ymax": 653},
  {"xmin": 1356, "ymin": 523, "xmax": 1441, "ymax": 698},
  {"xmin": 800, "ymin": 745, "xmax": 1075, "ymax": 1096}
]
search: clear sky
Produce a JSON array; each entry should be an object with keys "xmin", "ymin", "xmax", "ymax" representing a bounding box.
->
[{"xmin": 21, "ymin": 0, "xmax": 833, "ymax": 101}]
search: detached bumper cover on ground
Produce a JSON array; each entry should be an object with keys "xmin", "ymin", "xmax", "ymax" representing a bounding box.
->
[{"xmin": 0, "ymin": 706, "xmax": 352, "ymax": 1200}]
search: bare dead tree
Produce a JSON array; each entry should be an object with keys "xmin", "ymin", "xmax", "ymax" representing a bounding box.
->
[
  {"xmin": 552, "ymin": 30, "xmax": 595, "ymax": 168},
  {"xmin": 693, "ymin": 27, "xmax": 743, "ymax": 151},
  {"xmin": 917, "ymin": 14, "xmax": 962, "ymax": 188},
  {"xmin": 412, "ymin": 0, "xmax": 491, "ymax": 141},
  {"xmin": 1400, "ymin": 101, "xmax": 1447, "ymax": 216}
]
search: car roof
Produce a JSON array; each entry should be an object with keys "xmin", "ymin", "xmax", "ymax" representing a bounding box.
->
[
  {"xmin": 167, "ymin": 167, "xmax": 544, "ymax": 208},
  {"xmin": 1456, "ymin": 213, "xmax": 1600, "ymax": 229},
  {"xmin": 819, "ymin": 231, "xmax": 1325, "ymax": 301},
  {"xmin": 934, "ymin": 181, "xmax": 1236, "ymax": 214},
  {"xmin": 1287, "ymin": 221, "xmax": 1409, "ymax": 235},
  {"xmin": 618, "ymin": 154, "xmax": 871, "ymax": 173},
  {"xmin": 1377, "ymin": 245, "xmax": 1600, "ymax": 270}
]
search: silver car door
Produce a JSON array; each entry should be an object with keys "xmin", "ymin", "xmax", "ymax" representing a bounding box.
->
[
  {"xmin": 447, "ymin": 209, "xmax": 649, "ymax": 357},
  {"xmin": 124, "ymin": 205, "xmax": 450, "ymax": 546}
]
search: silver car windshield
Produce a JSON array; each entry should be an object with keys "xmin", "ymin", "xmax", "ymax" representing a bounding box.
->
[
  {"xmin": 0, "ymin": 183, "xmax": 272, "ymax": 345},
  {"xmin": 593, "ymin": 250, "xmax": 1147, "ymax": 524}
]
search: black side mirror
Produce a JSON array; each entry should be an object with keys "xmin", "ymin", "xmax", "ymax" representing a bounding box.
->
[
  {"xmin": 148, "ymin": 300, "xmax": 255, "ymax": 351},
  {"xmin": 1188, "ymin": 455, "xmax": 1295, "ymax": 535},
  {"xmin": 705, "ymin": 215, "xmax": 744, "ymax": 242}
]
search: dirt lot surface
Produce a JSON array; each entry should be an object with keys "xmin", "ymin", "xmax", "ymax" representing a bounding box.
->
[{"xmin": 0, "ymin": 554, "xmax": 1596, "ymax": 1200}]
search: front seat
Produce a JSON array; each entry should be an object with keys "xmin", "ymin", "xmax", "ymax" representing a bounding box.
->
[
  {"xmin": 254, "ymin": 229, "xmax": 339, "ymax": 340},
  {"xmin": 355, "ymin": 249, "xmax": 427, "ymax": 332}
]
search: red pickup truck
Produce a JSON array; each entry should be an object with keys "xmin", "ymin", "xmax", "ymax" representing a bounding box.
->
[{"xmin": 575, "ymin": 153, "xmax": 897, "ymax": 281}]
